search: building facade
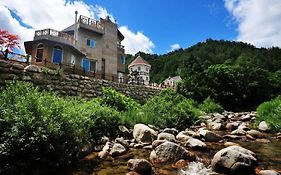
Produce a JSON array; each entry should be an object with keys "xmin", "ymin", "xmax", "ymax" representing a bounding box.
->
[
  {"xmin": 24, "ymin": 12, "xmax": 126, "ymax": 82},
  {"xmin": 163, "ymin": 76, "xmax": 182, "ymax": 88},
  {"xmin": 128, "ymin": 55, "xmax": 151, "ymax": 85}
]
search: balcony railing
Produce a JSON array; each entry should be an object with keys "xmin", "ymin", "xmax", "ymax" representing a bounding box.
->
[
  {"xmin": 79, "ymin": 15, "xmax": 104, "ymax": 30},
  {"xmin": 34, "ymin": 29, "xmax": 75, "ymax": 44}
]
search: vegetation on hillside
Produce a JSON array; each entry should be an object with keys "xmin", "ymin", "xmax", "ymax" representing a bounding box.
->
[{"xmin": 126, "ymin": 39, "xmax": 281, "ymax": 110}]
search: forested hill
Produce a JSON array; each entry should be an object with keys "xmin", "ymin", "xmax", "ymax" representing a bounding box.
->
[{"xmin": 126, "ymin": 39, "xmax": 281, "ymax": 83}]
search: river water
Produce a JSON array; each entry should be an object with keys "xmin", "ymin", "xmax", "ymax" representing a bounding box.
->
[{"xmin": 66, "ymin": 138, "xmax": 281, "ymax": 175}]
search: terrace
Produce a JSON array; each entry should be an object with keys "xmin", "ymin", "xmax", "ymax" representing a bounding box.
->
[{"xmin": 34, "ymin": 28, "xmax": 75, "ymax": 45}]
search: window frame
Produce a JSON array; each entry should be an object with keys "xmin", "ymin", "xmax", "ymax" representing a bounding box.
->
[
  {"xmin": 52, "ymin": 45, "xmax": 63, "ymax": 64},
  {"xmin": 87, "ymin": 39, "xmax": 96, "ymax": 48},
  {"xmin": 35, "ymin": 43, "xmax": 44, "ymax": 62}
]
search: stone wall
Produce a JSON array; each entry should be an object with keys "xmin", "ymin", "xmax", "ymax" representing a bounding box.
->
[{"xmin": 0, "ymin": 60, "xmax": 161, "ymax": 103}]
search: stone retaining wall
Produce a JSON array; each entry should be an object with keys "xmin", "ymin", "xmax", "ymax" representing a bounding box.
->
[{"xmin": 0, "ymin": 60, "xmax": 161, "ymax": 103}]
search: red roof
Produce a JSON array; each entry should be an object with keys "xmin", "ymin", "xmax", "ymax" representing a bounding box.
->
[{"xmin": 128, "ymin": 55, "xmax": 151, "ymax": 68}]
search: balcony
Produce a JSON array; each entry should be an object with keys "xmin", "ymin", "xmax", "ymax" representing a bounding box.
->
[
  {"xmin": 34, "ymin": 28, "xmax": 75, "ymax": 45},
  {"xmin": 78, "ymin": 15, "xmax": 104, "ymax": 34}
]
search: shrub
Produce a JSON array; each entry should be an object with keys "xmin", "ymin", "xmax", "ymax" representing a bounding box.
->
[
  {"xmin": 199, "ymin": 97, "xmax": 224, "ymax": 114},
  {"xmin": 100, "ymin": 87, "xmax": 140, "ymax": 111},
  {"xmin": 138, "ymin": 89, "xmax": 203, "ymax": 130},
  {"xmin": 255, "ymin": 96, "xmax": 281, "ymax": 132},
  {"xmin": 0, "ymin": 81, "xmax": 122, "ymax": 174}
]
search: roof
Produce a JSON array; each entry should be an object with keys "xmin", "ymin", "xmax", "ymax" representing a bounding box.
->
[
  {"xmin": 128, "ymin": 55, "xmax": 151, "ymax": 68},
  {"xmin": 163, "ymin": 76, "xmax": 182, "ymax": 82},
  {"xmin": 62, "ymin": 24, "xmax": 75, "ymax": 32}
]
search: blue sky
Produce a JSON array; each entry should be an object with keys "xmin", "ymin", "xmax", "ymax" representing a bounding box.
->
[
  {"xmin": 89, "ymin": 0, "xmax": 237, "ymax": 54},
  {"xmin": 1, "ymin": 0, "xmax": 281, "ymax": 55}
]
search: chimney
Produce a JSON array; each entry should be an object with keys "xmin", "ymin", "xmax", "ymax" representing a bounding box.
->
[{"xmin": 74, "ymin": 11, "xmax": 78, "ymax": 42}]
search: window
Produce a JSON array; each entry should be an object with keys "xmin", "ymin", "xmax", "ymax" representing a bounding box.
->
[
  {"xmin": 82, "ymin": 58, "xmax": 96, "ymax": 72},
  {"xmin": 36, "ymin": 44, "xmax": 44, "ymax": 62},
  {"xmin": 138, "ymin": 66, "xmax": 141, "ymax": 71},
  {"xmin": 146, "ymin": 67, "xmax": 149, "ymax": 71},
  {"xmin": 52, "ymin": 46, "xmax": 63, "ymax": 64},
  {"xmin": 87, "ymin": 39, "xmax": 95, "ymax": 48},
  {"xmin": 70, "ymin": 54, "xmax": 76, "ymax": 65},
  {"xmin": 119, "ymin": 55, "xmax": 125, "ymax": 64}
]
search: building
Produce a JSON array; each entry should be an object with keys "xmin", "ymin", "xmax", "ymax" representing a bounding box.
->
[
  {"xmin": 163, "ymin": 76, "xmax": 182, "ymax": 87},
  {"xmin": 24, "ymin": 12, "xmax": 126, "ymax": 82},
  {"xmin": 128, "ymin": 55, "xmax": 151, "ymax": 85}
]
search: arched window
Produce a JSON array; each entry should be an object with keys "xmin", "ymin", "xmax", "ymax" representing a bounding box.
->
[
  {"xmin": 52, "ymin": 46, "xmax": 63, "ymax": 64},
  {"xmin": 36, "ymin": 44, "xmax": 44, "ymax": 62}
]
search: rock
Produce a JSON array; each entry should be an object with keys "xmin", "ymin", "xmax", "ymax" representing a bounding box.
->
[
  {"xmin": 209, "ymin": 122, "xmax": 223, "ymax": 130},
  {"xmin": 247, "ymin": 130, "xmax": 265, "ymax": 138},
  {"xmin": 259, "ymin": 121, "xmax": 271, "ymax": 132},
  {"xmin": 152, "ymin": 140, "xmax": 166, "ymax": 149},
  {"xmin": 224, "ymin": 142, "xmax": 239, "ymax": 147},
  {"xmin": 24, "ymin": 65, "xmax": 41, "ymax": 72},
  {"xmin": 157, "ymin": 132, "xmax": 176, "ymax": 142},
  {"xmin": 133, "ymin": 124, "xmax": 157, "ymax": 144},
  {"xmin": 240, "ymin": 114, "xmax": 252, "ymax": 121},
  {"xmin": 100, "ymin": 136, "xmax": 109, "ymax": 144},
  {"xmin": 115, "ymin": 137, "xmax": 129, "ymax": 150},
  {"xmin": 231, "ymin": 128, "xmax": 247, "ymax": 135},
  {"xmin": 150, "ymin": 141, "xmax": 195, "ymax": 165},
  {"xmin": 102, "ymin": 141, "xmax": 113, "ymax": 152},
  {"xmin": 163, "ymin": 128, "xmax": 178, "ymax": 136},
  {"xmin": 211, "ymin": 146, "xmax": 257, "ymax": 175},
  {"xmin": 185, "ymin": 138, "xmax": 207, "ymax": 150},
  {"xmin": 143, "ymin": 145, "xmax": 153, "ymax": 150},
  {"xmin": 119, "ymin": 125, "xmax": 131, "ymax": 137},
  {"xmin": 126, "ymin": 172, "xmax": 140, "ymax": 175},
  {"xmin": 258, "ymin": 170, "xmax": 279, "ymax": 175},
  {"xmin": 98, "ymin": 150, "xmax": 109, "ymax": 159},
  {"xmin": 199, "ymin": 130, "xmax": 221, "ymax": 142},
  {"xmin": 226, "ymin": 122, "xmax": 240, "ymax": 130},
  {"xmin": 172, "ymin": 159, "xmax": 188, "ymax": 169},
  {"xmin": 109, "ymin": 143, "xmax": 127, "ymax": 157},
  {"xmin": 223, "ymin": 134, "xmax": 243, "ymax": 140},
  {"xmin": 256, "ymin": 138, "xmax": 270, "ymax": 143},
  {"xmin": 176, "ymin": 131, "xmax": 191, "ymax": 142},
  {"xmin": 127, "ymin": 159, "xmax": 152, "ymax": 175}
]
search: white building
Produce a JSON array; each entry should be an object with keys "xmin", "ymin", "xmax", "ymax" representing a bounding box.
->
[
  {"xmin": 163, "ymin": 76, "xmax": 182, "ymax": 87},
  {"xmin": 128, "ymin": 55, "xmax": 151, "ymax": 85}
]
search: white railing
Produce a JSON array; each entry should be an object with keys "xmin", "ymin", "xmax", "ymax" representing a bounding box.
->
[
  {"xmin": 79, "ymin": 15, "xmax": 104, "ymax": 30},
  {"xmin": 34, "ymin": 29, "xmax": 75, "ymax": 44}
]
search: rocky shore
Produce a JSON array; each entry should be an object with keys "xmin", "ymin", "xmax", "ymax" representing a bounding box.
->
[{"xmin": 72, "ymin": 111, "xmax": 281, "ymax": 175}]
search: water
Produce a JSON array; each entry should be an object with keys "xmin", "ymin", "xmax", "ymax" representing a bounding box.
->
[{"xmin": 66, "ymin": 139, "xmax": 281, "ymax": 175}]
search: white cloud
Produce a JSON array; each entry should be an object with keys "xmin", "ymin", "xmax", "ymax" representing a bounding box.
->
[
  {"xmin": 225, "ymin": 0, "xmax": 281, "ymax": 48},
  {"xmin": 119, "ymin": 26, "xmax": 155, "ymax": 54},
  {"xmin": 169, "ymin": 43, "xmax": 181, "ymax": 52},
  {"xmin": 0, "ymin": 0, "xmax": 115, "ymax": 51}
]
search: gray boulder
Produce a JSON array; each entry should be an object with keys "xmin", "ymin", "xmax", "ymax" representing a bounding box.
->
[
  {"xmin": 163, "ymin": 128, "xmax": 178, "ymax": 136},
  {"xmin": 157, "ymin": 132, "xmax": 176, "ymax": 142},
  {"xmin": 150, "ymin": 141, "xmax": 195, "ymax": 164},
  {"xmin": 259, "ymin": 121, "xmax": 271, "ymax": 132},
  {"xmin": 176, "ymin": 131, "xmax": 191, "ymax": 142},
  {"xmin": 211, "ymin": 146, "xmax": 257, "ymax": 175},
  {"xmin": 133, "ymin": 124, "xmax": 157, "ymax": 144},
  {"xmin": 199, "ymin": 130, "xmax": 221, "ymax": 142},
  {"xmin": 109, "ymin": 143, "xmax": 127, "ymax": 157},
  {"xmin": 127, "ymin": 159, "xmax": 152, "ymax": 175},
  {"xmin": 184, "ymin": 138, "xmax": 207, "ymax": 150}
]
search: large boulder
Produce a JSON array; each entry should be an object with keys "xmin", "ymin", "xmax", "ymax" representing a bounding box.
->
[
  {"xmin": 157, "ymin": 132, "xmax": 176, "ymax": 142},
  {"xmin": 133, "ymin": 124, "xmax": 157, "ymax": 144},
  {"xmin": 176, "ymin": 131, "xmax": 191, "ymax": 142},
  {"xmin": 109, "ymin": 143, "xmax": 127, "ymax": 157},
  {"xmin": 226, "ymin": 122, "xmax": 240, "ymax": 130},
  {"xmin": 259, "ymin": 121, "xmax": 271, "ymax": 132},
  {"xmin": 199, "ymin": 130, "xmax": 221, "ymax": 142},
  {"xmin": 150, "ymin": 141, "xmax": 195, "ymax": 165},
  {"xmin": 163, "ymin": 128, "xmax": 178, "ymax": 136},
  {"xmin": 211, "ymin": 146, "xmax": 257, "ymax": 175},
  {"xmin": 258, "ymin": 170, "xmax": 279, "ymax": 175},
  {"xmin": 127, "ymin": 159, "xmax": 152, "ymax": 175},
  {"xmin": 184, "ymin": 138, "xmax": 207, "ymax": 150}
]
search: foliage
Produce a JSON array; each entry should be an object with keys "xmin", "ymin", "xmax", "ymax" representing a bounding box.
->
[
  {"xmin": 256, "ymin": 97, "xmax": 281, "ymax": 132},
  {"xmin": 127, "ymin": 39, "xmax": 281, "ymax": 110},
  {"xmin": 100, "ymin": 87, "xmax": 140, "ymax": 112},
  {"xmin": 42, "ymin": 66, "xmax": 50, "ymax": 74},
  {"xmin": 199, "ymin": 97, "xmax": 224, "ymax": 114},
  {"xmin": 0, "ymin": 29, "xmax": 20, "ymax": 52},
  {"xmin": 55, "ymin": 66, "xmax": 64, "ymax": 76},
  {"xmin": 136, "ymin": 89, "xmax": 203, "ymax": 130},
  {"xmin": 0, "ymin": 81, "xmax": 120, "ymax": 174}
]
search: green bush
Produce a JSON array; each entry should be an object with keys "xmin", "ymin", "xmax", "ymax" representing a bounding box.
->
[
  {"xmin": 199, "ymin": 97, "xmax": 224, "ymax": 114},
  {"xmin": 100, "ymin": 87, "xmax": 140, "ymax": 111},
  {"xmin": 0, "ymin": 81, "xmax": 121, "ymax": 174},
  {"xmin": 256, "ymin": 97, "xmax": 281, "ymax": 132},
  {"xmin": 136, "ymin": 89, "xmax": 203, "ymax": 130}
]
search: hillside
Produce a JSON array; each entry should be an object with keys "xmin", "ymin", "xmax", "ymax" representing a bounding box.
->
[{"xmin": 126, "ymin": 39, "xmax": 281, "ymax": 83}]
